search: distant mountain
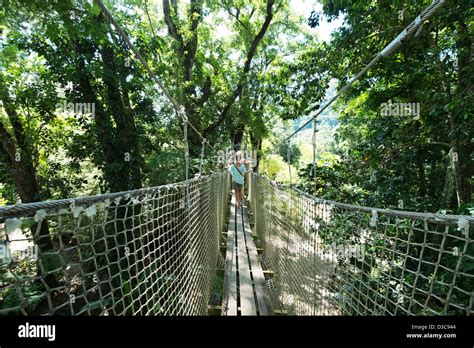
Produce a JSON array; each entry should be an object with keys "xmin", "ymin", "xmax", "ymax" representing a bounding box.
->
[{"xmin": 292, "ymin": 80, "xmax": 339, "ymax": 150}]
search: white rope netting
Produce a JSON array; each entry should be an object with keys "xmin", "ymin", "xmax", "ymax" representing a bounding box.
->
[
  {"xmin": 249, "ymin": 173, "xmax": 473, "ymax": 316},
  {"xmin": 0, "ymin": 173, "xmax": 228, "ymax": 315}
]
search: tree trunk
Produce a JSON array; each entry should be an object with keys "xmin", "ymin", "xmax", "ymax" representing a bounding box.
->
[
  {"xmin": 102, "ymin": 44, "xmax": 142, "ymax": 191},
  {"xmin": 0, "ymin": 84, "xmax": 58, "ymax": 288},
  {"xmin": 233, "ymin": 127, "xmax": 244, "ymax": 146},
  {"xmin": 427, "ymin": 25, "xmax": 471, "ymax": 208},
  {"xmin": 205, "ymin": 0, "xmax": 276, "ymax": 135},
  {"xmin": 454, "ymin": 3, "xmax": 473, "ymax": 205},
  {"xmin": 416, "ymin": 153, "xmax": 426, "ymax": 196},
  {"xmin": 250, "ymin": 132, "xmax": 262, "ymax": 171},
  {"xmin": 56, "ymin": 3, "xmax": 119, "ymax": 193}
]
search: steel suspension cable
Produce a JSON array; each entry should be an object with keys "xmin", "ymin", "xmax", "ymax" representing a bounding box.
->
[
  {"xmin": 94, "ymin": 0, "xmax": 217, "ymax": 181},
  {"xmin": 312, "ymin": 119, "xmax": 317, "ymax": 193},
  {"xmin": 287, "ymin": 141, "xmax": 292, "ymax": 185},
  {"xmin": 95, "ymin": 0, "xmax": 179, "ymax": 111},
  {"xmin": 265, "ymin": 0, "xmax": 446, "ymax": 157}
]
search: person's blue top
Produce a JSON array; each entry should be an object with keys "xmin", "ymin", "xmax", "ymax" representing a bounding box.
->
[{"xmin": 229, "ymin": 163, "xmax": 246, "ymax": 185}]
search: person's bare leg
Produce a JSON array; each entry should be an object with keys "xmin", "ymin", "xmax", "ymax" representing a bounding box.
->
[{"xmin": 236, "ymin": 187, "xmax": 242, "ymax": 208}]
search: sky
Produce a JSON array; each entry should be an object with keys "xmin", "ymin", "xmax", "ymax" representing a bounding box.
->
[
  {"xmin": 290, "ymin": 0, "xmax": 344, "ymax": 42},
  {"xmin": 214, "ymin": 0, "xmax": 344, "ymax": 43}
]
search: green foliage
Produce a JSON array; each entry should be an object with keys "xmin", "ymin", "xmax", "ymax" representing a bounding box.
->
[
  {"xmin": 0, "ymin": 183, "xmax": 14, "ymax": 205},
  {"xmin": 0, "ymin": 259, "xmax": 43, "ymax": 313},
  {"xmin": 277, "ymin": 142, "xmax": 301, "ymax": 166},
  {"xmin": 79, "ymin": 297, "xmax": 114, "ymax": 314},
  {"xmin": 260, "ymin": 154, "xmax": 298, "ymax": 183},
  {"xmin": 292, "ymin": 0, "xmax": 473, "ymax": 213},
  {"xmin": 0, "ymin": 0, "xmax": 472, "ymax": 318}
]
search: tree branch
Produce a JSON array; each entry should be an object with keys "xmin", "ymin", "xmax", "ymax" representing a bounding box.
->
[
  {"xmin": 163, "ymin": 0, "xmax": 184, "ymax": 50},
  {"xmin": 0, "ymin": 80, "xmax": 29, "ymax": 156},
  {"xmin": 183, "ymin": 0, "xmax": 202, "ymax": 82},
  {"xmin": 205, "ymin": 0, "xmax": 276, "ymax": 134},
  {"xmin": 224, "ymin": 6, "xmax": 251, "ymax": 32},
  {"xmin": 144, "ymin": 0, "xmax": 158, "ymax": 38},
  {"xmin": 198, "ymin": 75, "xmax": 212, "ymax": 106},
  {"xmin": 0, "ymin": 121, "xmax": 16, "ymax": 163},
  {"xmin": 163, "ymin": 0, "xmax": 202, "ymax": 84}
]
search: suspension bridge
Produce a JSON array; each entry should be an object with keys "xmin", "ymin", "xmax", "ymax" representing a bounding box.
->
[
  {"xmin": 1, "ymin": 0, "xmax": 473, "ymax": 316},
  {"xmin": 0, "ymin": 171, "xmax": 473, "ymax": 316}
]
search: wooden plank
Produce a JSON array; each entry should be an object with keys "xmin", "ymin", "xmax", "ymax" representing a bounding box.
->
[
  {"xmin": 242, "ymin": 203, "xmax": 273, "ymax": 315},
  {"xmin": 235, "ymin": 206, "xmax": 257, "ymax": 315},
  {"xmin": 274, "ymin": 309, "xmax": 288, "ymax": 316},
  {"xmin": 208, "ymin": 305, "xmax": 222, "ymax": 316},
  {"xmin": 222, "ymin": 197, "xmax": 238, "ymax": 315},
  {"xmin": 263, "ymin": 270, "xmax": 274, "ymax": 279}
]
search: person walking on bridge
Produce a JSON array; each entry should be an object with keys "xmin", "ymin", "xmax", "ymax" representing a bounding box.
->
[{"xmin": 227, "ymin": 144, "xmax": 251, "ymax": 209}]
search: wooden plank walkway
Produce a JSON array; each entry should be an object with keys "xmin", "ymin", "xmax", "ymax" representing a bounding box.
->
[
  {"xmin": 223, "ymin": 196, "xmax": 238, "ymax": 315},
  {"xmin": 222, "ymin": 195, "xmax": 273, "ymax": 316}
]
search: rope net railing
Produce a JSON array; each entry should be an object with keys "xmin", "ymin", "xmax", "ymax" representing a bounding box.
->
[
  {"xmin": 0, "ymin": 172, "xmax": 228, "ymax": 315},
  {"xmin": 248, "ymin": 173, "xmax": 474, "ymax": 316}
]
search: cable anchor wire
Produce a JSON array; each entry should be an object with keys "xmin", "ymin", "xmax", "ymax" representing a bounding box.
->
[
  {"xmin": 199, "ymin": 138, "xmax": 207, "ymax": 175},
  {"xmin": 287, "ymin": 140, "xmax": 292, "ymax": 186},
  {"xmin": 312, "ymin": 120, "xmax": 317, "ymax": 194}
]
